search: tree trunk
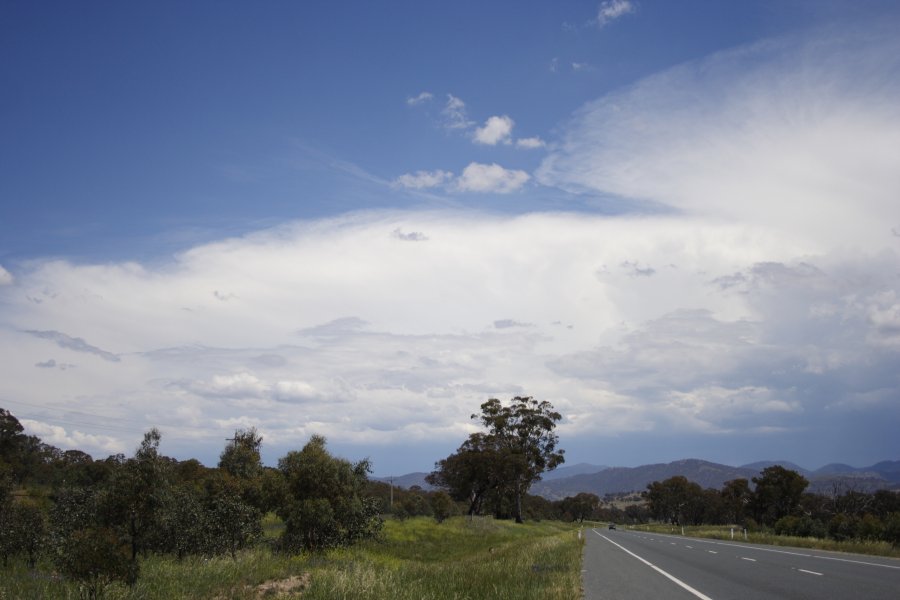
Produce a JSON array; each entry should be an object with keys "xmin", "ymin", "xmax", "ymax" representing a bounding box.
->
[{"xmin": 514, "ymin": 490, "xmax": 523, "ymax": 524}]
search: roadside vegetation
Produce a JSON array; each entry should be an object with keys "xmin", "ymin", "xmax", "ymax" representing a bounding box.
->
[
  {"xmin": 1, "ymin": 398, "xmax": 578, "ymax": 598},
  {"xmin": 0, "ymin": 516, "xmax": 582, "ymax": 599},
  {"xmin": 610, "ymin": 467, "xmax": 900, "ymax": 558}
]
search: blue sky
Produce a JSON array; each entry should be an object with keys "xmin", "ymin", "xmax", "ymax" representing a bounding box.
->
[{"xmin": 2, "ymin": 1, "xmax": 899, "ymax": 476}]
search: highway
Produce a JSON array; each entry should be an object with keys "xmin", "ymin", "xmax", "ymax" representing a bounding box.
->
[{"xmin": 582, "ymin": 527, "xmax": 900, "ymax": 599}]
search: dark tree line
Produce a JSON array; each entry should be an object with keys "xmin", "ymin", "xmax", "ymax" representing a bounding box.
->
[
  {"xmin": 0, "ymin": 407, "xmax": 382, "ymax": 595},
  {"xmin": 643, "ymin": 466, "xmax": 900, "ymax": 546}
]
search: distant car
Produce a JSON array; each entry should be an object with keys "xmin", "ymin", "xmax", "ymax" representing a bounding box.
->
[{"xmin": 608, "ymin": 523, "xmax": 616, "ymax": 530}]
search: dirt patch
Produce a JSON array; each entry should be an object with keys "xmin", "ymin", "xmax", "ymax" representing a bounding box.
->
[
  {"xmin": 254, "ymin": 574, "xmax": 310, "ymax": 598},
  {"xmin": 215, "ymin": 573, "xmax": 310, "ymax": 599}
]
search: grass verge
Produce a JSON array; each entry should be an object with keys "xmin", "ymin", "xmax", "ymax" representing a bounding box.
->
[{"xmin": 0, "ymin": 517, "xmax": 583, "ymax": 599}]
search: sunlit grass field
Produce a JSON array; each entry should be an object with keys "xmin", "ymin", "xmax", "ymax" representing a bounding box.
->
[{"xmin": 0, "ymin": 517, "xmax": 584, "ymax": 599}]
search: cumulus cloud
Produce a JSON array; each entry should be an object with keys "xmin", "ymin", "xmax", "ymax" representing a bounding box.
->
[
  {"xmin": 21, "ymin": 419, "xmax": 125, "ymax": 456},
  {"xmin": 1, "ymin": 211, "xmax": 898, "ymax": 469},
  {"xmin": 3, "ymin": 23, "xmax": 900, "ymax": 472},
  {"xmin": 474, "ymin": 115, "xmax": 515, "ymax": 145},
  {"xmin": 596, "ymin": 0, "xmax": 635, "ymax": 27},
  {"xmin": 0, "ymin": 265, "xmax": 12, "ymax": 285},
  {"xmin": 393, "ymin": 169, "xmax": 453, "ymax": 190},
  {"xmin": 456, "ymin": 162, "xmax": 530, "ymax": 193}
]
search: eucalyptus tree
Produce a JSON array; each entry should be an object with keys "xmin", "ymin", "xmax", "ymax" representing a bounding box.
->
[{"xmin": 430, "ymin": 396, "xmax": 565, "ymax": 523}]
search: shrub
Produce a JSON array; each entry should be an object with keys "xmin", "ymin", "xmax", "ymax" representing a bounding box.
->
[
  {"xmin": 56, "ymin": 527, "xmax": 137, "ymax": 599},
  {"xmin": 276, "ymin": 435, "xmax": 383, "ymax": 552},
  {"xmin": 431, "ymin": 491, "xmax": 456, "ymax": 524},
  {"xmin": 883, "ymin": 512, "xmax": 900, "ymax": 548},
  {"xmin": 828, "ymin": 514, "xmax": 860, "ymax": 541},
  {"xmin": 858, "ymin": 514, "xmax": 883, "ymax": 541}
]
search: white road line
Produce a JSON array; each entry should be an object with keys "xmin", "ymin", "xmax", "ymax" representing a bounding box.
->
[
  {"xmin": 708, "ymin": 551, "xmax": 718, "ymax": 554},
  {"xmin": 798, "ymin": 569, "xmax": 823, "ymax": 576},
  {"xmin": 627, "ymin": 532, "xmax": 900, "ymax": 571},
  {"xmin": 594, "ymin": 530, "xmax": 715, "ymax": 600},
  {"xmin": 742, "ymin": 557, "xmax": 757, "ymax": 562},
  {"xmin": 686, "ymin": 545, "xmax": 694, "ymax": 549}
]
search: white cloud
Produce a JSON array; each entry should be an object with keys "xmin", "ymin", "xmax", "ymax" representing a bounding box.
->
[
  {"xmin": 538, "ymin": 24, "xmax": 900, "ymax": 251},
  {"xmin": 596, "ymin": 0, "xmax": 635, "ymax": 27},
  {"xmin": 1, "ymin": 210, "xmax": 898, "ymax": 469},
  {"xmin": 3, "ymin": 23, "xmax": 899, "ymax": 472},
  {"xmin": 0, "ymin": 265, "xmax": 12, "ymax": 285},
  {"xmin": 406, "ymin": 91, "xmax": 433, "ymax": 106},
  {"xmin": 442, "ymin": 94, "xmax": 474, "ymax": 130},
  {"xmin": 21, "ymin": 419, "xmax": 125, "ymax": 456},
  {"xmin": 473, "ymin": 115, "xmax": 514, "ymax": 145},
  {"xmin": 516, "ymin": 136, "xmax": 546, "ymax": 149},
  {"xmin": 456, "ymin": 162, "xmax": 530, "ymax": 193},
  {"xmin": 393, "ymin": 169, "xmax": 453, "ymax": 190}
]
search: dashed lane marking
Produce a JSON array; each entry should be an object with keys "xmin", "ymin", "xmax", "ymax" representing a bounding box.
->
[{"xmin": 593, "ymin": 530, "xmax": 715, "ymax": 600}]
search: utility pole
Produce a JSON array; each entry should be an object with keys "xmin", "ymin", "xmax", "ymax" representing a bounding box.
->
[{"xmin": 389, "ymin": 476, "xmax": 394, "ymax": 507}]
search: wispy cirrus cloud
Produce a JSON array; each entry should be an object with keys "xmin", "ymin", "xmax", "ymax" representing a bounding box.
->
[
  {"xmin": 406, "ymin": 91, "xmax": 433, "ymax": 106},
  {"xmin": 392, "ymin": 169, "xmax": 453, "ymax": 190},
  {"xmin": 441, "ymin": 94, "xmax": 475, "ymax": 130},
  {"xmin": 516, "ymin": 136, "xmax": 546, "ymax": 149},
  {"xmin": 537, "ymin": 22, "xmax": 900, "ymax": 250},
  {"xmin": 24, "ymin": 330, "xmax": 120, "ymax": 362}
]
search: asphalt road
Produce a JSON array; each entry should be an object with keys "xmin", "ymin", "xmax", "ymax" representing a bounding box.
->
[{"xmin": 582, "ymin": 527, "xmax": 900, "ymax": 599}]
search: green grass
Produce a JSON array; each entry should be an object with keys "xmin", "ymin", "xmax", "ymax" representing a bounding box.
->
[
  {"xmin": 301, "ymin": 517, "xmax": 583, "ymax": 600},
  {"xmin": 0, "ymin": 517, "xmax": 584, "ymax": 599},
  {"xmin": 623, "ymin": 523, "xmax": 900, "ymax": 558}
]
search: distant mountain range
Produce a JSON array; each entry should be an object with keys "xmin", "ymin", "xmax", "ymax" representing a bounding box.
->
[{"xmin": 376, "ymin": 459, "xmax": 900, "ymax": 500}]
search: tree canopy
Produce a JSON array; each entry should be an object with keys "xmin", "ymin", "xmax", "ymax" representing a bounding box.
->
[{"xmin": 429, "ymin": 396, "xmax": 564, "ymax": 523}]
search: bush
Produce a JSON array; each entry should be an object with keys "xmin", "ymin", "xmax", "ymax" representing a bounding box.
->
[
  {"xmin": 205, "ymin": 491, "xmax": 262, "ymax": 558},
  {"xmin": 2, "ymin": 501, "xmax": 47, "ymax": 567},
  {"xmin": 883, "ymin": 512, "xmax": 900, "ymax": 548},
  {"xmin": 56, "ymin": 527, "xmax": 137, "ymax": 599},
  {"xmin": 774, "ymin": 515, "xmax": 799, "ymax": 536},
  {"xmin": 276, "ymin": 435, "xmax": 383, "ymax": 552},
  {"xmin": 431, "ymin": 491, "xmax": 456, "ymax": 524},
  {"xmin": 858, "ymin": 514, "xmax": 883, "ymax": 541},
  {"xmin": 828, "ymin": 514, "xmax": 860, "ymax": 541}
]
